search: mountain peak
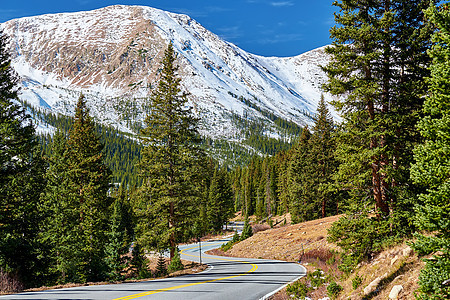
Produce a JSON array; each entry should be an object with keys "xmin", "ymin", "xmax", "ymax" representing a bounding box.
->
[{"xmin": 1, "ymin": 5, "xmax": 336, "ymax": 139}]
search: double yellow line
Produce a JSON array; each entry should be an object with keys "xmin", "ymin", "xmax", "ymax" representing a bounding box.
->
[{"xmin": 113, "ymin": 243, "xmax": 259, "ymax": 300}]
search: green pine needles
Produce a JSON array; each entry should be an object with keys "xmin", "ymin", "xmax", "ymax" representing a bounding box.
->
[
  {"xmin": 411, "ymin": 3, "xmax": 450, "ymax": 299},
  {"xmin": 207, "ymin": 167, "xmax": 234, "ymax": 232},
  {"xmin": 167, "ymin": 248, "xmax": 184, "ymax": 273},
  {"xmin": 0, "ymin": 28, "xmax": 46, "ymax": 289},
  {"xmin": 136, "ymin": 42, "xmax": 206, "ymax": 260},
  {"xmin": 40, "ymin": 95, "xmax": 113, "ymax": 283},
  {"xmin": 240, "ymin": 219, "xmax": 253, "ymax": 241},
  {"xmin": 324, "ymin": 0, "xmax": 434, "ymax": 270}
]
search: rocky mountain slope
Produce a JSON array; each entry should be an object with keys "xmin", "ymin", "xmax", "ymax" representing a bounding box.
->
[{"xmin": 1, "ymin": 5, "xmax": 336, "ymax": 142}]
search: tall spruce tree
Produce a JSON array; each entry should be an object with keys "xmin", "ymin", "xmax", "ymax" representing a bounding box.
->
[
  {"xmin": 288, "ymin": 127, "xmax": 314, "ymax": 223},
  {"xmin": 104, "ymin": 187, "xmax": 134, "ymax": 281},
  {"xmin": 137, "ymin": 42, "xmax": 206, "ymax": 259},
  {"xmin": 323, "ymin": 0, "xmax": 432, "ymax": 241},
  {"xmin": 41, "ymin": 95, "xmax": 112, "ymax": 283},
  {"xmin": 66, "ymin": 94, "xmax": 112, "ymax": 282},
  {"xmin": 261, "ymin": 158, "xmax": 278, "ymax": 218},
  {"xmin": 323, "ymin": 0, "xmax": 434, "ymax": 271},
  {"xmin": 0, "ymin": 29, "xmax": 46, "ymax": 289},
  {"xmin": 276, "ymin": 150, "xmax": 292, "ymax": 215},
  {"xmin": 39, "ymin": 129, "xmax": 72, "ymax": 283},
  {"xmin": 207, "ymin": 167, "xmax": 234, "ymax": 232},
  {"xmin": 67, "ymin": 95, "xmax": 112, "ymax": 282},
  {"xmin": 411, "ymin": 3, "xmax": 450, "ymax": 299},
  {"xmin": 309, "ymin": 95, "xmax": 338, "ymax": 218}
]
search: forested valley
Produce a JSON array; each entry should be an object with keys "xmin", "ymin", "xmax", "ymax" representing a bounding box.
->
[{"xmin": 1, "ymin": 1, "xmax": 449, "ymax": 299}]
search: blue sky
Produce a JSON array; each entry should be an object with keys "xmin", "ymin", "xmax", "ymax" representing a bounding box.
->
[{"xmin": 0, "ymin": 1, "xmax": 337, "ymax": 57}]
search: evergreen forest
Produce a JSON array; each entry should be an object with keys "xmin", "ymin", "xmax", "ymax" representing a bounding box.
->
[{"xmin": 0, "ymin": 1, "xmax": 449, "ymax": 299}]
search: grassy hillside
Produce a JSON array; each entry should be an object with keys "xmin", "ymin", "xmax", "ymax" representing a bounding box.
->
[{"xmin": 213, "ymin": 215, "xmax": 424, "ymax": 300}]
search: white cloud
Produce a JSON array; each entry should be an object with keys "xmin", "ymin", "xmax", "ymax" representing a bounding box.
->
[
  {"xmin": 270, "ymin": 1, "xmax": 295, "ymax": 7},
  {"xmin": 218, "ymin": 26, "xmax": 243, "ymax": 41},
  {"xmin": 257, "ymin": 33, "xmax": 303, "ymax": 45}
]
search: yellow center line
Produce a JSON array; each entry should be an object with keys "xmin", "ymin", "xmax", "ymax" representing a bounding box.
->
[{"xmin": 112, "ymin": 242, "xmax": 259, "ymax": 300}]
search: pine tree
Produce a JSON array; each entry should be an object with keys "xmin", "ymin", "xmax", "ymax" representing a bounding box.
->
[
  {"xmin": 324, "ymin": 0, "xmax": 432, "ymax": 214},
  {"xmin": 323, "ymin": 0, "xmax": 433, "ymax": 257},
  {"xmin": 155, "ymin": 253, "xmax": 167, "ymax": 277},
  {"xmin": 41, "ymin": 95, "xmax": 112, "ymax": 283},
  {"xmin": 136, "ymin": 42, "xmax": 206, "ymax": 260},
  {"xmin": 264, "ymin": 158, "xmax": 278, "ymax": 218},
  {"xmin": 309, "ymin": 95, "xmax": 338, "ymax": 218},
  {"xmin": 167, "ymin": 247, "xmax": 183, "ymax": 273},
  {"xmin": 231, "ymin": 166, "xmax": 243, "ymax": 212},
  {"xmin": 104, "ymin": 187, "xmax": 134, "ymax": 281},
  {"xmin": 65, "ymin": 94, "xmax": 112, "ymax": 282},
  {"xmin": 288, "ymin": 127, "xmax": 315, "ymax": 223},
  {"xmin": 130, "ymin": 242, "xmax": 149, "ymax": 279},
  {"xmin": 276, "ymin": 150, "xmax": 292, "ymax": 215},
  {"xmin": 255, "ymin": 176, "xmax": 265, "ymax": 218},
  {"xmin": 0, "ymin": 28, "xmax": 46, "ymax": 289},
  {"xmin": 240, "ymin": 218, "xmax": 253, "ymax": 241},
  {"xmin": 411, "ymin": 3, "xmax": 450, "ymax": 299},
  {"xmin": 207, "ymin": 167, "xmax": 234, "ymax": 232},
  {"xmin": 39, "ymin": 129, "xmax": 73, "ymax": 283}
]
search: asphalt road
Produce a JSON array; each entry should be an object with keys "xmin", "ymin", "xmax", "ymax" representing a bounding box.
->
[{"xmin": 0, "ymin": 239, "xmax": 306, "ymax": 300}]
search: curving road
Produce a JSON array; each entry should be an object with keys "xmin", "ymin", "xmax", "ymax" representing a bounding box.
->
[{"xmin": 0, "ymin": 239, "xmax": 305, "ymax": 300}]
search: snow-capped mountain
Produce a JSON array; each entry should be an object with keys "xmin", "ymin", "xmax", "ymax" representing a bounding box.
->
[{"xmin": 1, "ymin": 5, "xmax": 336, "ymax": 139}]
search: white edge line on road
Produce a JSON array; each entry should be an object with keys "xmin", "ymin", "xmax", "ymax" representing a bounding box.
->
[
  {"xmin": 201, "ymin": 265, "xmax": 214, "ymax": 273},
  {"xmin": 259, "ymin": 264, "xmax": 307, "ymax": 300}
]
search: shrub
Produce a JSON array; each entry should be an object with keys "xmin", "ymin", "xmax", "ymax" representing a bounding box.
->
[
  {"xmin": 231, "ymin": 231, "xmax": 240, "ymax": 243},
  {"xmin": 167, "ymin": 248, "xmax": 183, "ymax": 273},
  {"xmin": 327, "ymin": 281, "xmax": 343, "ymax": 299},
  {"xmin": 327, "ymin": 213, "xmax": 382, "ymax": 273},
  {"xmin": 220, "ymin": 241, "xmax": 233, "ymax": 252},
  {"xmin": 303, "ymin": 248, "xmax": 334, "ymax": 262},
  {"xmin": 308, "ymin": 269, "xmax": 326, "ymax": 288},
  {"xmin": 352, "ymin": 274, "xmax": 363, "ymax": 290},
  {"xmin": 326, "ymin": 256, "xmax": 336, "ymax": 265},
  {"xmin": 240, "ymin": 219, "xmax": 253, "ymax": 241},
  {"xmin": 155, "ymin": 253, "xmax": 167, "ymax": 277},
  {"xmin": 286, "ymin": 280, "xmax": 310, "ymax": 298}
]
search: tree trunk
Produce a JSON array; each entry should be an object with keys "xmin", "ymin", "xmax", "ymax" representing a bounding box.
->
[
  {"xmin": 379, "ymin": 0, "xmax": 392, "ymax": 217},
  {"xmin": 322, "ymin": 197, "xmax": 326, "ymax": 218},
  {"xmin": 169, "ymin": 200, "xmax": 175, "ymax": 260}
]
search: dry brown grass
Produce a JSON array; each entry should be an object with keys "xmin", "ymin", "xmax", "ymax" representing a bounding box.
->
[
  {"xmin": 220, "ymin": 215, "xmax": 341, "ymax": 262},
  {"xmin": 209, "ymin": 215, "xmax": 424, "ymax": 300},
  {"xmin": 270, "ymin": 288, "xmax": 290, "ymax": 300}
]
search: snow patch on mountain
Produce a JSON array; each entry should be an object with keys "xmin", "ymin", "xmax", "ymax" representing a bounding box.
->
[{"xmin": 1, "ymin": 5, "xmax": 338, "ymax": 140}]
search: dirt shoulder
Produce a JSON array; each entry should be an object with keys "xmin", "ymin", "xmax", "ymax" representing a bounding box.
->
[{"xmin": 211, "ymin": 215, "xmax": 340, "ymax": 262}]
